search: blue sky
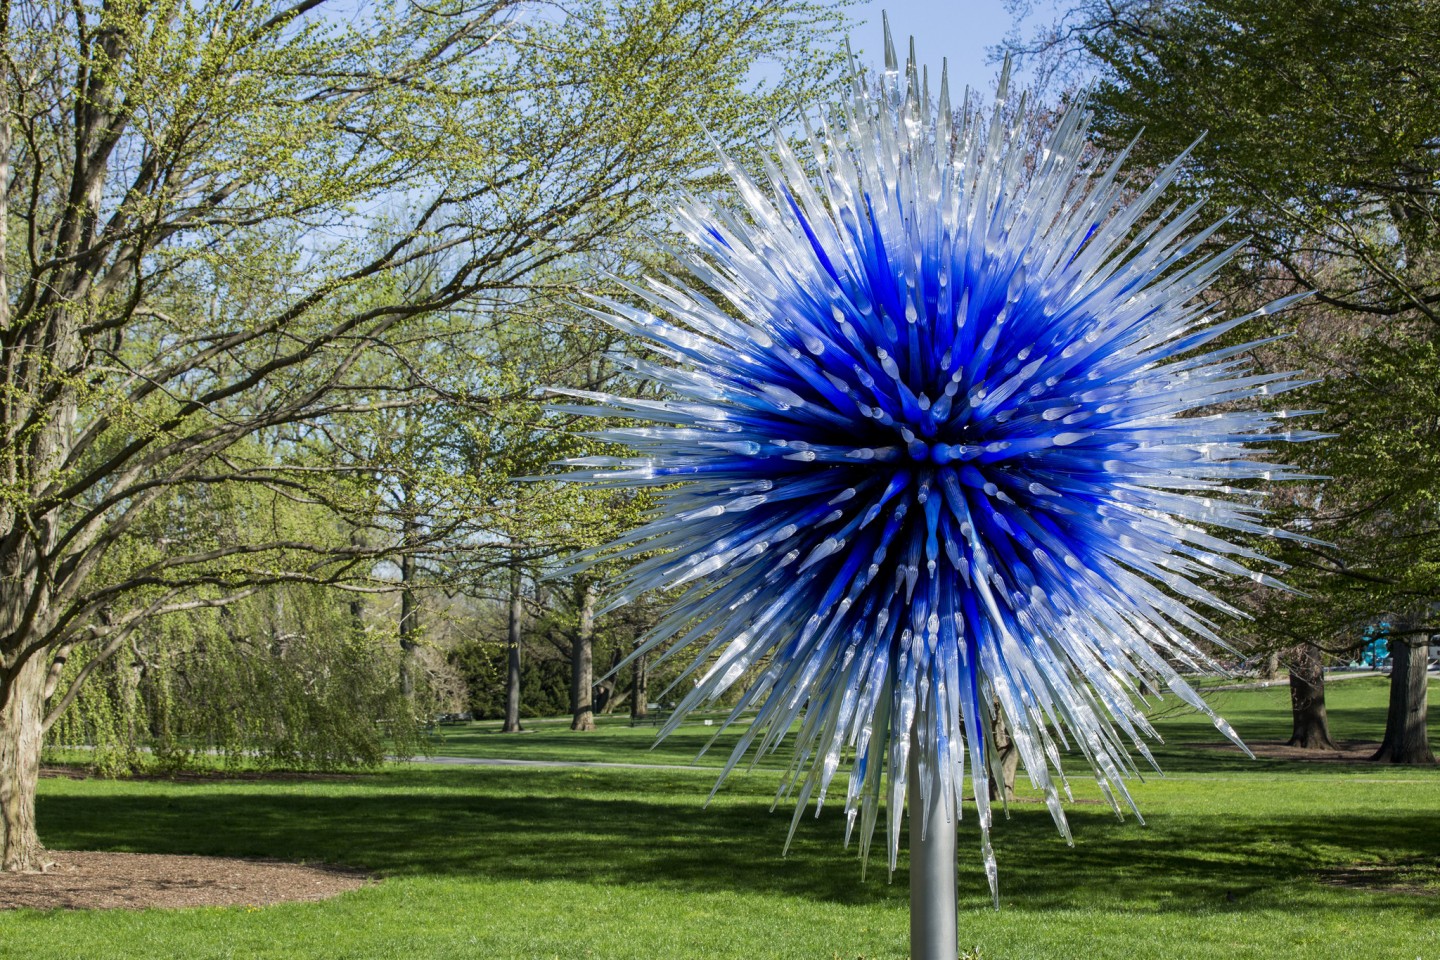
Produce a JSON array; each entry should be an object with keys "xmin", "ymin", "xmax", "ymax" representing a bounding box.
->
[{"xmin": 846, "ymin": 0, "xmax": 1019, "ymax": 98}]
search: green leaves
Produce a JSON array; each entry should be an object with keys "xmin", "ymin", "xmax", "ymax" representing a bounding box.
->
[
  {"xmin": 1042, "ymin": 0, "xmax": 1440, "ymax": 645},
  {"xmin": 6, "ymin": 0, "xmax": 851, "ymax": 757}
]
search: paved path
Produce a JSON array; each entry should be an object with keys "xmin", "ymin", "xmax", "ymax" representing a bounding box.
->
[{"xmin": 1205, "ymin": 670, "xmax": 1386, "ymax": 693}]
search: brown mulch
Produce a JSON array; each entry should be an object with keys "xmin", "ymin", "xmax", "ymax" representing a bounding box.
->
[
  {"xmin": 1196, "ymin": 739, "xmax": 1384, "ymax": 762},
  {"xmin": 0, "ymin": 851, "xmax": 369, "ymax": 911}
]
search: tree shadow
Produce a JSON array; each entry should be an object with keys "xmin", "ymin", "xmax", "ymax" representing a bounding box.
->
[
  {"xmin": 34, "ymin": 765, "xmax": 1440, "ymax": 918},
  {"xmin": 978, "ymin": 800, "xmax": 1440, "ymax": 912}
]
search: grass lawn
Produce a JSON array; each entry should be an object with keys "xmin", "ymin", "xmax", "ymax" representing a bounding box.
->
[{"xmin": 4, "ymin": 677, "xmax": 1438, "ymax": 959}]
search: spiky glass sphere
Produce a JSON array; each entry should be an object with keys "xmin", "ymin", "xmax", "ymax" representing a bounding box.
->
[{"xmin": 551, "ymin": 44, "xmax": 1317, "ymax": 899}]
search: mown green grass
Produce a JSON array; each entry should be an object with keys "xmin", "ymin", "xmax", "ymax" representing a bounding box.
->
[
  {"xmin": 424, "ymin": 674, "xmax": 1435, "ymax": 772},
  {"xmin": 5, "ymin": 678, "xmax": 1438, "ymax": 959}
]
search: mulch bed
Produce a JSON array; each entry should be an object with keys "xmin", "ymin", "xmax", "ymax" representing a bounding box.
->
[
  {"xmin": 0, "ymin": 851, "xmax": 369, "ymax": 911},
  {"xmin": 16, "ymin": 766, "xmax": 372, "ymax": 910}
]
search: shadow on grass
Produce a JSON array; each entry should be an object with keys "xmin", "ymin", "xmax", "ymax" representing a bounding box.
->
[{"xmin": 35, "ymin": 765, "xmax": 1440, "ymax": 917}]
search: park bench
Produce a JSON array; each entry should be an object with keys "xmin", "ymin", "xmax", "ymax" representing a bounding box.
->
[{"xmin": 629, "ymin": 706, "xmax": 672, "ymax": 727}]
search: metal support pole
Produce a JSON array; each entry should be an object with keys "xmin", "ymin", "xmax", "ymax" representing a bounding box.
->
[{"xmin": 908, "ymin": 735, "xmax": 958, "ymax": 960}]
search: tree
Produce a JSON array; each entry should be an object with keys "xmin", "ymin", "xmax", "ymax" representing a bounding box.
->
[
  {"xmin": 1373, "ymin": 624, "xmax": 1435, "ymax": 764},
  {"xmin": 0, "ymin": 0, "xmax": 850, "ymax": 870},
  {"xmin": 1008, "ymin": 0, "xmax": 1440, "ymax": 760},
  {"xmin": 1286, "ymin": 643, "xmax": 1336, "ymax": 751},
  {"xmin": 572, "ymin": 579, "xmax": 598, "ymax": 730},
  {"xmin": 47, "ymin": 577, "xmax": 428, "ymax": 776}
]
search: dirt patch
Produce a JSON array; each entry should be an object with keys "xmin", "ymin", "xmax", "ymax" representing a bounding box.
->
[
  {"xmin": 1195, "ymin": 739, "xmax": 1384, "ymax": 762},
  {"xmin": 1318, "ymin": 857, "xmax": 1440, "ymax": 897},
  {"xmin": 0, "ymin": 851, "xmax": 369, "ymax": 911},
  {"xmin": 38, "ymin": 765, "xmax": 89, "ymax": 780}
]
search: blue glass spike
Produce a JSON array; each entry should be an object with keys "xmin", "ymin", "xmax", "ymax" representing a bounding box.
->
[{"xmin": 546, "ymin": 37, "xmax": 1314, "ymax": 890}]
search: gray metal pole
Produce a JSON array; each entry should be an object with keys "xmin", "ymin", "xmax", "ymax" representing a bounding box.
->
[{"xmin": 908, "ymin": 736, "xmax": 958, "ymax": 960}]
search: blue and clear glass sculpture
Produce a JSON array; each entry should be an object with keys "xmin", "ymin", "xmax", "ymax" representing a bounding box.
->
[{"xmin": 550, "ymin": 31, "xmax": 1318, "ymax": 904}]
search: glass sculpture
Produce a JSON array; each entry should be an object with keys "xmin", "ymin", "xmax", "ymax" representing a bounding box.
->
[{"xmin": 550, "ymin": 23, "xmax": 1317, "ymax": 934}]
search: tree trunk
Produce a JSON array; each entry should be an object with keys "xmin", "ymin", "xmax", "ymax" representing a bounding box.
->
[
  {"xmin": 1260, "ymin": 650, "xmax": 1282, "ymax": 680},
  {"xmin": 597, "ymin": 646, "xmax": 626, "ymax": 714},
  {"xmin": 349, "ymin": 530, "xmax": 366, "ymax": 637},
  {"xmin": 349, "ymin": 595, "xmax": 366, "ymax": 637},
  {"xmin": 987, "ymin": 698, "xmax": 1018, "ymax": 804},
  {"xmin": 1286, "ymin": 642, "xmax": 1337, "ymax": 750},
  {"xmin": 398, "ymin": 548, "xmax": 419, "ymax": 699},
  {"xmin": 502, "ymin": 564, "xmax": 523, "ymax": 733},
  {"xmin": 0, "ymin": 11, "xmax": 9, "ymax": 334},
  {"xmin": 1373, "ymin": 639, "xmax": 1435, "ymax": 764},
  {"xmin": 570, "ymin": 581, "xmax": 596, "ymax": 732},
  {"xmin": 396, "ymin": 498, "xmax": 421, "ymax": 699},
  {"xmin": 0, "ymin": 655, "xmax": 47, "ymax": 871},
  {"xmin": 630, "ymin": 651, "xmax": 649, "ymax": 721}
]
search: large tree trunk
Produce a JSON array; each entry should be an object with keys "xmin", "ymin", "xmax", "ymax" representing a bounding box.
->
[
  {"xmin": 570, "ymin": 581, "xmax": 596, "ymax": 732},
  {"xmin": 630, "ymin": 650, "xmax": 649, "ymax": 722},
  {"xmin": 1373, "ymin": 639, "xmax": 1435, "ymax": 764},
  {"xmin": 502, "ymin": 564, "xmax": 523, "ymax": 733},
  {"xmin": 0, "ymin": 405, "xmax": 72, "ymax": 875},
  {"xmin": 0, "ymin": 656, "xmax": 47, "ymax": 871},
  {"xmin": 1287, "ymin": 642, "xmax": 1337, "ymax": 750},
  {"xmin": 0, "ymin": 395, "xmax": 69, "ymax": 873}
]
